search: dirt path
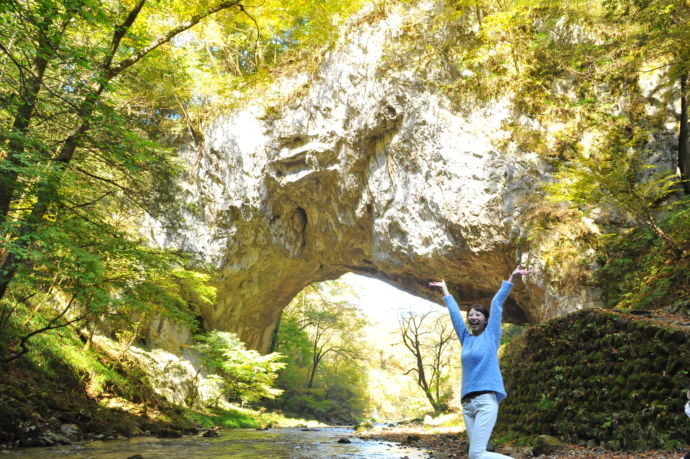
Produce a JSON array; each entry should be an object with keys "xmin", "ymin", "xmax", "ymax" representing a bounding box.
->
[{"xmin": 356, "ymin": 428, "xmax": 686, "ymax": 458}]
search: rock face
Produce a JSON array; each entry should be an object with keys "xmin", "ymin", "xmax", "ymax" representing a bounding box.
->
[
  {"xmin": 147, "ymin": 5, "xmax": 667, "ymax": 352},
  {"xmin": 92, "ymin": 335, "xmax": 225, "ymax": 408}
]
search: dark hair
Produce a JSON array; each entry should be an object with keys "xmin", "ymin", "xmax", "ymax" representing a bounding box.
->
[{"xmin": 467, "ymin": 305, "xmax": 490, "ymax": 323}]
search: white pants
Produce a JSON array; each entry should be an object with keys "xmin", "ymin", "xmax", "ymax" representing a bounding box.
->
[{"xmin": 462, "ymin": 392, "xmax": 513, "ymax": 459}]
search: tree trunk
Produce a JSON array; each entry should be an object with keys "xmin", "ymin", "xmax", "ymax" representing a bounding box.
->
[
  {"xmin": 307, "ymin": 353, "xmax": 322, "ymax": 389},
  {"xmin": 0, "ymin": 89, "xmax": 102, "ymax": 300},
  {"xmin": 0, "ymin": 1, "xmax": 241, "ymax": 300},
  {"xmin": 679, "ymin": 72, "xmax": 689, "ymax": 194},
  {"xmin": 268, "ymin": 311, "xmax": 282, "ymax": 353},
  {"xmin": 0, "ymin": 12, "xmax": 71, "ymax": 221}
]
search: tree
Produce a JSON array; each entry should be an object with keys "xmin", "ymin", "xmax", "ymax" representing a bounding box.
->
[
  {"xmin": 602, "ymin": 0, "xmax": 690, "ymax": 193},
  {"xmin": 193, "ymin": 330, "xmax": 285, "ymax": 405},
  {"xmin": 389, "ymin": 0, "xmax": 689, "ymax": 197},
  {"xmin": 272, "ymin": 280, "xmax": 370, "ymax": 422},
  {"xmin": 281, "ymin": 282, "xmax": 365, "ymax": 389},
  {"xmin": 0, "ymin": 0, "xmax": 249, "ymax": 300},
  {"xmin": 384, "ymin": 0, "xmax": 690, "ymax": 306},
  {"xmin": 544, "ymin": 125, "xmax": 686, "ymax": 255},
  {"xmin": 398, "ymin": 310, "xmax": 456, "ymax": 414},
  {"xmin": 0, "ymin": 0, "xmax": 362, "ymax": 358},
  {"xmin": 0, "ymin": 0, "xmax": 249, "ymax": 360}
]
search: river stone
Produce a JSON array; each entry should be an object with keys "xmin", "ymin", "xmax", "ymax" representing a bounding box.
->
[
  {"xmin": 22, "ymin": 432, "xmax": 71, "ymax": 447},
  {"xmin": 404, "ymin": 434, "xmax": 421, "ymax": 443},
  {"xmin": 531, "ymin": 434, "xmax": 565, "ymax": 456},
  {"xmin": 156, "ymin": 428, "xmax": 182, "ymax": 438},
  {"xmin": 144, "ymin": 2, "xmax": 677, "ymax": 352},
  {"xmin": 59, "ymin": 423, "xmax": 79, "ymax": 438}
]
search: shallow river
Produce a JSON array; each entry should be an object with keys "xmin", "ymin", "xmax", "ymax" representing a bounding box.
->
[{"xmin": 0, "ymin": 427, "xmax": 429, "ymax": 458}]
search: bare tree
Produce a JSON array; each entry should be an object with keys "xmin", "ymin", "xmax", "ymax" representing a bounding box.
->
[{"xmin": 398, "ymin": 311, "xmax": 456, "ymax": 414}]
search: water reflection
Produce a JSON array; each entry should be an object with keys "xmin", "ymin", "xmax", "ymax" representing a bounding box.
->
[{"xmin": 0, "ymin": 427, "xmax": 429, "ymax": 458}]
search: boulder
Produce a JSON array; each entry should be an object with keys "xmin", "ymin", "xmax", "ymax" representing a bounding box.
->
[{"xmin": 531, "ymin": 434, "xmax": 565, "ymax": 456}]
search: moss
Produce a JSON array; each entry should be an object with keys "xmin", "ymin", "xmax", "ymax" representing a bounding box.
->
[
  {"xmin": 497, "ymin": 309, "xmax": 690, "ymax": 451},
  {"xmin": 670, "ymin": 331, "xmax": 687, "ymax": 343}
]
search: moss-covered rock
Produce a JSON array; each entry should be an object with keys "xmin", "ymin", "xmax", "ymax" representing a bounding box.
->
[{"xmin": 497, "ymin": 309, "xmax": 690, "ymax": 451}]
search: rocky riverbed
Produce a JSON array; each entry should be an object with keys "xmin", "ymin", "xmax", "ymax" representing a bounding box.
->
[{"xmin": 356, "ymin": 426, "xmax": 686, "ymax": 458}]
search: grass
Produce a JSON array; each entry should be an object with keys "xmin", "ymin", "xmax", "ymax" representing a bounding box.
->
[
  {"xmin": 184, "ymin": 405, "xmax": 326, "ymax": 429},
  {"xmin": 493, "ymin": 430, "xmax": 539, "ymax": 447},
  {"xmin": 184, "ymin": 407, "xmax": 261, "ymax": 429},
  {"xmin": 1, "ymin": 299, "xmax": 332, "ymax": 443},
  {"xmin": 7, "ymin": 302, "xmax": 132, "ymax": 397}
]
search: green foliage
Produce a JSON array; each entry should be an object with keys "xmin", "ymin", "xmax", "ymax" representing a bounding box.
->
[
  {"xmin": 0, "ymin": 245, "xmax": 214, "ymax": 361},
  {"xmin": 539, "ymin": 124, "xmax": 690, "ymax": 307},
  {"xmin": 0, "ymin": 299, "xmax": 182, "ymax": 442},
  {"xmin": 500, "ymin": 323, "xmax": 525, "ymax": 346},
  {"xmin": 387, "ymin": 0, "xmax": 690, "ymax": 307},
  {"xmin": 0, "ymin": 297, "xmax": 315, "ymax": 443},
  {"xmin": 1, "ymin": 300, "xmax": 130, "ymax": 393},
  {"xmin": 0, "ymin": 0, "xmax": 362, "ymax": 360},
  {"xmin": 594, "ymin": 202, "xmax": 690, "ymax": 310},
  {"xmin": 193, "ymin": 330, "xmax": 285, "ymax": 405},
  {"xmin": 269, "ymin": 280, "xmax": 370, "ymax": 422},
  {"xmin": 0, "ymin": 0, "xmax": 364, "ymax": 436},
  {"xmin": 128, "ymin": 0, "xmax": 365, "ymax": 122},
  {"xmin": 183, "ymin": 406, "xmax": 261, "ymax": 429}
]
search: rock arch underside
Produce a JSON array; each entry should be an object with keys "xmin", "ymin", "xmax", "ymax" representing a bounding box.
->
[{"xmin": 146, "ymin": 4, "xmax": 675, "ymax": 353}]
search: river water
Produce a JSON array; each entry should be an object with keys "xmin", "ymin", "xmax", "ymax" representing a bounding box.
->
[{"xmin": 0, "ymin": 427, "xmax": 430, "ymax": 458}]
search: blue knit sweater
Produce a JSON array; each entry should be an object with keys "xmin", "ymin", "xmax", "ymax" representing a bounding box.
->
[{"xmin": 444, "ymin": 280, "xmax": 512, "ymax": 403}]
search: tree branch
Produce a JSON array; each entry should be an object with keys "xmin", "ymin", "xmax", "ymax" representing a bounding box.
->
[
  {"xmin": 64, "ymin": 191, "xmax": 116, "ymax": 209},
  {"xmin": 1, "ymin": 295, "xmax": 90, "ymax": 363},
  {"xmin": 107, "ymin": 1, "xmax": 242, "ymax": 78}
]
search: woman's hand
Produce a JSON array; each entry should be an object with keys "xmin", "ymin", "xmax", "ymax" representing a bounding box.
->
[
  {"xmin": 429, "ymin": 279, "xmax": 450, "ymax": 297},
  {"xmin": 508, "ymin": 264, "xmax": 533, "ymax": 283}
]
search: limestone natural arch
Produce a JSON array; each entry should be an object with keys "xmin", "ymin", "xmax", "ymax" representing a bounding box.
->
[
  {"xmin": 156, "ymin": 94, "xmax": 584, "ymax": 353},
  {"xmin": 146, "ymin": 5, "xmax": 603, "ymax": 353}
]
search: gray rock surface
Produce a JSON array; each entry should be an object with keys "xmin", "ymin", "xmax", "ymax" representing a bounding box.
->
[{"xmin": 144, "ymin": 3, "xmax": 673, "ymax": 352}]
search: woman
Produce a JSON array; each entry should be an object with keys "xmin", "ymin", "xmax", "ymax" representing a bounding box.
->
[
  {"xmin": 429, "ymin": 265, "xmax": 531, "ymax": 459},
  {"xmin": 684, "ymin": 387, "xmax": 690, "ymax": 459}
]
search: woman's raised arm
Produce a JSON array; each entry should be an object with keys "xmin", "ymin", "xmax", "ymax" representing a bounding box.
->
[{"xmin": 429, "ymin": 279, "xmax": 469, "ymax": 342}]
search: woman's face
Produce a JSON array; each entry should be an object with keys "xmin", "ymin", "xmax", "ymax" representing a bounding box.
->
[{"xmin": 468, "ymin": 308, "xmax": 487, "ymax": 335}]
